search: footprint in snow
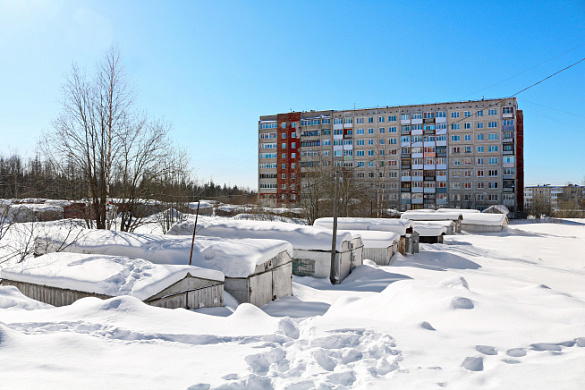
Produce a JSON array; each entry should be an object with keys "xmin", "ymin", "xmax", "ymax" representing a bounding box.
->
[
  {"xmin": 476, "ymin": 345, "xmax": 497, "ymax": 355},
  {"xmin": 450, "ymin": 297, "xmax": 474, "ymax": 310},
  {"xmin": 506, "ymin": 348, "xmax": 526, "ymax": 357},
  {"xmin": 461, "ymin": 356, "xmax": 483, "ymax": 371},
  {"xmin": 577, "ymin": 337, "xmax": 585, "ymax": 347},
  {"xmin": 421, "ymin": 321, "xmax": 436, "ymax": 331}
]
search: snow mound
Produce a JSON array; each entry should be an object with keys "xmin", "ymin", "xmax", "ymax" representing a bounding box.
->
[
  {"xmin": 314, "ymin": 217, "xmax": 413, "ymax": 235},
  {"xmin": 34, "ymin": 227, "xmax": 292, "ymax": 278}
]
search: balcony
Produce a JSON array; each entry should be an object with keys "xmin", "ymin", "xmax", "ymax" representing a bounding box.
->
[
  {"xmin": 424, "ymin": 176, "xmax": 436, "ymax": 181},
  {"xmin": 423, "ymin": 118, "xmax": 435, "ymax": 124}
]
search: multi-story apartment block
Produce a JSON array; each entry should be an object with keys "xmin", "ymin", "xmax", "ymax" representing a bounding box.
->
[
  {"xmin": 524, "ymin": 184, "xmax": 585, "ymax": 212},
  {"xmin": 259, "ymin": 98, "xmax": 524, "ymax": 214}
]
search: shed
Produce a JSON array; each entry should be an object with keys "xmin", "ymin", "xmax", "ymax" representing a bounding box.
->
[
  {"xmin": 414, "ymin": 220, "xmax": 457, "ymax": 235},
  {"xmin": 482, "ymin": 205, "xmax": 510, "ymax": 215},
  {"xmin": 0, "ymin": 252, "xmax": 225, "ymax": 309},
  {"xmin": 339, "ymin": 230, "xmax": 400, "ymax": 266},
  {"xmin": 313, "ymin": 217, "xmax": 418, "ymax": 255},
  {"xmin": 168, "ymin": 218, "xmax": 361, "ymax": 283},
  {"xmin": 461, "ymin": 213, "xmax": 509, "ymax": 232},
  {"xmin": 401, "ymin": 211, "xmax": 463, "ymax": 233},
  {"xmin": 34, "ymin": 228, "xmax": 293, "ymax": 307},
  {"xmin": 413, "ymin": 222, "xmax": 449, "ymax": 244}
]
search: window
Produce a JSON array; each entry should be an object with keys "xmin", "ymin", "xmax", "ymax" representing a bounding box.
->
[
  {"xmin": 503, "ymin": 107, "xmax": 514, "ymax": 114},
  {"xmin": 368, "ymin": 128, "xmax": 374, "ymax": 134},
  {"xmin": 281, "ymin": 173, "xmax": 286, "ymax": 179},
  {"xmin": 413, "ymin": 113, "xmax": 422, "ymax": 119},
  {"xmin": 477, "ymin": 122, "xmax": 484, "ymax": 129},
  {"xmin": 488, "ymin": 133, "xmax": 498, "ymax": 140},
  {"xmin": 344, "ymin": 149, "xmax": 353, "ymax": 156},
  {"xmin": 477, "ymin": 157, "xmax": 484, "ymax": 165},
  {"xmin": 488, "ymin": 145, "xmax": 499, "ymax": 152},
  {"xmin": 451, "ymin": 182, "xmax": 461, "ymax": 189},
  {"xmin": 282, "ymin": 163, "xmax": 286, "ymax": 169},
  {"xmin": 312, "ymin": 119, "xmax": 320, "ymax": 125},
  {"xmin": 477, "ymin": 170, "xmax": 484, "ymax": 177},
  {"xmin": 356, "ymin": 118, "xmax": 364, "ymax": 124},
  {"xmin": 503, "ymin": 156, "xmax": 515, "ymax": 164},
  {"xmin": 451, "ymin": 135, "xmax": 460, "ymax": 142},
  {"xmin": 451, "ymin": 123, "xmax": 460, "ymax": 130},
  {"xmin": 503, "ymin": 119, "xmax": 514, "ymax": 126},
  {"xmin": 390, "ymin": 138, "xmax": 397, "ymax": 144},
  {"xmin": 437, "ymin": 123, "xmax": 447, "ymax": 130},
  {"xmin": 282, "ymin": 133, "xmax": 287, "ymax": 139},
  {"xmin": 322, "ymin": 129, "xmax": 330, "ymax": 135},
  {"xmin": 435, "ymin": 111, "xmax": 445, "ymax": 118},
  {"xmin": 477, "ymin": 134, "xmax": 484, "ymax": 141},
  {"xmin": 322, "ymin": 118, "xmax": 331, "ymax": 124},
  {"xmin": 488, "ymin": 109, "xmax": 497, "ymax": 116},
  {"xmin": 488, "ymin": 169, "xmax": 499, "ymax": 177},
  {"xmin": 452, "ymin": 159, "xmax": 461, "ymax": 166},
  {"xmin": 504, "ymin": 167, "xmax": 515, "ymax": 175},
  {"xmin": 464, "ymin": 146, "xmax": 472, "ymax": 153},
  {"xmin": 379, "ymin": 128, "xmax": 385, "ymax": 134},
  {"xmin": 368, "ymin": 139, "xmax": 374, "ymax": 145},
  {"xmin": 401, "ymin": 136, "xmax": 411, "ymax": 143},
  {"xmin": 379, "ymin": 116, "xmax": 385, "ymax": 123},
  {"xmin": 388, "ymin": 126, "xmax": 397, "ymax": 133},
  {"xmin": 477, "ymin": 110, "xmax": 484, "ymax": 116},
  {"xmin": 346, "ymin": 130, "xmax": 353, "ymax": 135},
  {"xmin": 334, "ymin": 129, "xmax": 343, "ymax": 135},
  {"xmin": 488, "ymin": 121, "xmax": 498, "ymax": 128},
  {"xmin": 464, "ymin": 182, "xmax": 472, "ymax": 189},
  {"xmin": 356, "ymin": 139, "xmax": 365, "ymax": 146},
  {"xmin": 334, "ymin": 118, "xmax": 342, "ymax": 124},
  {"xmin": 451, "ymin": 112, "xmax": 460, "ymax": 118},
  {"xmin": 323, "ymin": 140, "xmax": 331, "ymax": 146},
  {"xmin": 477, "ymin": 146, "xmax": 484, "ymax": 153},
  {"xmin": 344, "ymin": 117, "xmax": 353, "ymax": 124},
  {"xmin": 464, "ymin": 122, "xmax": 471, "ymax": 129},
  {"xmin": 281, "ymin": 122, "xmax": 287, "ymax": 128},
  {"xmin": 489, "ymin": 194, "xmax": 498, "ymax": 201},
  {"xmin": 464, "ymin": 170, "xmax": 472, "ymax": 177},
  {"xmin": 489, "ymin": 182, "xmax": 498, "ymax": 189},
  {"xmin": 488, "ymin": 157, "xmax": 499, "ymax": 165},
  {"xmin": 291, "ymin": 153, "xmax": 296, "ymax": 159},
  {"xmin": 464, "ymin": 111, "xmax": 471, "ymax": 117},
  {"xmin": 281, "ymin": 153, "xmax": 286, "ymax": 158},
  {"xmin": 281, "ymin": 143, "xmax": 287, "ymax": 149},
  {"xmin": 388, "ymin": 115, "xmax": 397, "ymax": 122},
  {"xmin": 357, "ymin": 161, "xmax": 365, "ymax": 167},
  {"xmin": 334, "ymin": 150, "xmax": 342, "ymax": 157},
  {"xmin": 368, "ymin": 150, "xmax": 374, "ymax": 156},
  {"xmin": 367, "ymin": 117, "xmax": 374, "ymax": 123},
  {"xmin": 357, "ymin": 129, "xmax": 364, "ymax": 135},
  {"xmin": 451, "ymin": 146, "xmax": 461, "ymax": 153},
  {"xmin": 379, "ymin": 139, "xmax": 385, "ymax": 145},
  {"xmin": 464, "ymin": 134, "xmax": 471, "ymax": 141},
  {"xmin": 412, "ymin": 124, "xmax": 423, "ymax": 131},
  {"xmin": 401, "ymin": 113, "xmax": 409, "ymax": 120},
  {"xmin": 368, "ymin": 161, "xmax": 374, "ymax": 167}
]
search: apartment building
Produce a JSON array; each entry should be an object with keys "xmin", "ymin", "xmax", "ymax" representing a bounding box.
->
[
  {"xmin": 258, "ymin": 98, "xmax": 524, "ymax": 214},
  {"xmin": 524, "ymin": 184, "xmax": 585, "ymax": 212}
]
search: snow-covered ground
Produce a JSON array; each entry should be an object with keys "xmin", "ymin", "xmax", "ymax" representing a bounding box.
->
[{"xmin": 1, "ymin": 220, "xmax": 585, "ymax": 389}]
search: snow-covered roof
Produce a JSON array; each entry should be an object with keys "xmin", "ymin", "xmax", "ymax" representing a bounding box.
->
[
  {"xmin": 461, "ymin": 213, "xmax": 509, "ymax": 226},
  {"xmin": 401, "ymin": 212, "xmax": 462, "ymax": 221},
  {"xmin": 482, "ymin": 205, "xmax": 510, "ymax": 215},
  {"xmin": 34, "ymin": 228, "xmax": 292, "ymax": 278},
  {"xmin": 169, "ymin": 217, "xmax": 353, "ymax": 251},
  {"xmin": 1, "ymin": 252, "xmax": 223, "ymax": 301},
  {"xmin": 412, "ymin": 222, "xmax": 448, "ymax": 236},
  {"xmin": 338, "ymin": 230, "xmax": 400, "ymax": 249},
  {"xmin": 187, "ymin": 201, "xmax": 214, "ymax": 210},
  {"xmin": 437, "ymin": 208, "xmax": 480, "ymax": 214},
  {"xmin": 313, "ymin": 217, "xmax": 413, "ymax": 236}
]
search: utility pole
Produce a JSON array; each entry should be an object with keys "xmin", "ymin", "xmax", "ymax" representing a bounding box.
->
[{"xmin": 330, "ymin": 165, "xmax": 340, "ymax": 284}]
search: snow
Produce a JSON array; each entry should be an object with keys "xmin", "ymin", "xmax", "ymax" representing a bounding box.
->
[
  {"xmin": 168, "ymin": 217, "xmax": 353, "ymax": 251},
  {"xmin": 1, "ymin": 252, "xmax": 223, "ymax": 300},
  {"xmin": 1, "ymin": 219, "xmax": 585, "ymax": 389},
  {"xmin": 34, "ymin": 227, "xmax": 292, "ymax": 278},
  {"xmin": 412, "ymin": 222, "xmax": 448, "ymax": 236},
  {"xmin": 401, "ymin": 211, "xmax": 463, "ymax": 221},
  {"xmin": 462, "ymin": 213, "xmax": 508, "ymax": 226},
  {"xmin": 437, "ymin": 208, "xmax": 481, "ymax": 214},
  {"xmin": 338, "ymin": 229, "xmax": 400, "ymax": 248},
  {"xmin": 314, "ymin": 217, "xmax": 413, "ymax": 235}
]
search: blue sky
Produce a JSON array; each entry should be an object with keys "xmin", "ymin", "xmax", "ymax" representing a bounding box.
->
[{"xmin": 1, "ymin": 0, "xmax": 584, "ymax": 189}]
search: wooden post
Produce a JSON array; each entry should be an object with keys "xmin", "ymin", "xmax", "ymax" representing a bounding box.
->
[{"xmin": 189, "ymin": 201, "xmax": 201, "ymax": 266}]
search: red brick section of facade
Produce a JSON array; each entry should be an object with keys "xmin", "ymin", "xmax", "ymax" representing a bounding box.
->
[
  {"xmin": 516, "ymin": 109, "xmax": 524, "ymax": 212},
  {"xmin": 277, "ymin": 112, "xmax": 301, "ymax": 205}
]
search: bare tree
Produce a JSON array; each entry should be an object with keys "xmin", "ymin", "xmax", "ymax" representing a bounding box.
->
[{"xmin": 42, "ymin": 47, "xmax": 182, "ymax": 231}]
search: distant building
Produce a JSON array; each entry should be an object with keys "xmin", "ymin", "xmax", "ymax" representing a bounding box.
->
[
  {"xmin": 524, "ymin": 184, "xmax": 585, "ymax": 214},
  {"xmin": 259, "ymin": 98, "xmax": 524, "ymax": 215}
]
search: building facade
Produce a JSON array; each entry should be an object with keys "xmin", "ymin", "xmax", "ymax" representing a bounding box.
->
[
  {"xmin": 524, "ymin": 184, "xmax": 585, "ymax": 214},
  {"xmin": 259, "ymin": 98, "xmax": 524, "ymax": 214}
]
